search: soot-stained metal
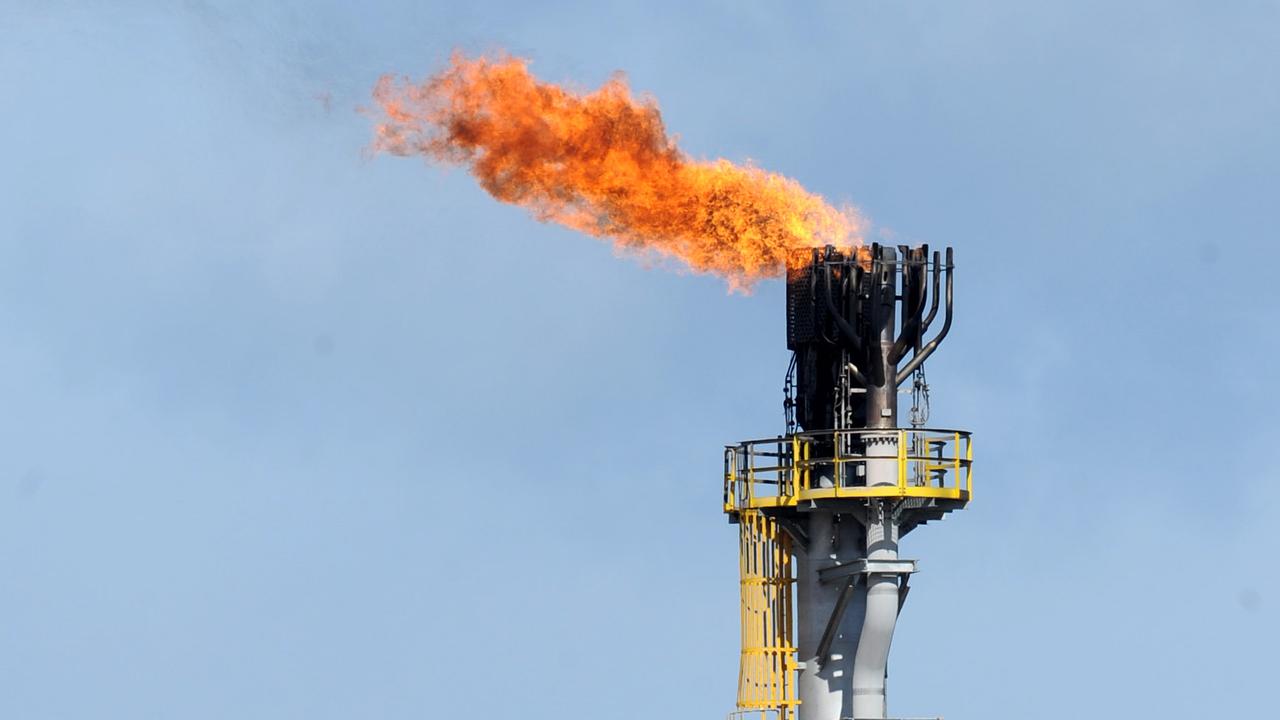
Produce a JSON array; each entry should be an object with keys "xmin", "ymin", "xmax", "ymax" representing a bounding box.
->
[
  {"xmin": 786, "ymin": 244, "xmax": 953, "ymax": 434},
  {"xmin": 724, "ymin": 243, "xmax": 970, "ymax": 720}
]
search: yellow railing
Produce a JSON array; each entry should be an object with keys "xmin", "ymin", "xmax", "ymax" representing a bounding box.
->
[
  {"xmin": 736, "ymin": 511, "xmax": 798, "ymax": 720},
  {"xmin": 724, "ymin": 428, "xmax": 973, "ymax": 513}
]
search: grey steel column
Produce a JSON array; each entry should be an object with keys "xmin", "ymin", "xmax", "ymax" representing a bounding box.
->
[{"xmin": 796, "ymin": 512, "xmax": 864, "ymax": 720}]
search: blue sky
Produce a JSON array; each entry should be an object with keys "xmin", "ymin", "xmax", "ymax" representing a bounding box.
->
[{"xmin": 1, "ymin": 2, "xmax": 1277, "ymax": 718}]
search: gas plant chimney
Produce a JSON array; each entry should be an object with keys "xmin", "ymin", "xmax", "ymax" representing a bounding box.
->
[{"xmin": 723, "ymin": 244, "xmax": 972, "ymax": 720}]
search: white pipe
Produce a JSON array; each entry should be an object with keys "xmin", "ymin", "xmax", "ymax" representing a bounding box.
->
[
  {"xmin": 864, "ymin": 432, "xmax": 898, "ymax": 488},
  {"xmin": 851, "ymin": 505, "xmax": 899, "ymax": 720}
]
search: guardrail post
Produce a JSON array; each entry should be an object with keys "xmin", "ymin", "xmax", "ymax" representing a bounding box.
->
[
  {"xmin": 801, "ymin": 439, "xmax": 810, "ymax": 493},
  {"xmin": 783, "ymin": 430, "xmax": 793, "ymax": 499},
  {"xmin": 897, "ymin": 430, "xmax": 907, "ymax": 491},
  {"xmin": 953, "ymin": 431, "xmax": 961, "ymax": 490},
  {"xmin": 966, "ymin": 434, "xmax": 973, "ymax": 495}
]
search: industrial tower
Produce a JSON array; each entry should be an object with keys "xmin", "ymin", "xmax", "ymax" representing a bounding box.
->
[{"xmin": 723, "ymin": 244, "xmax": 972, "ymax": 720}]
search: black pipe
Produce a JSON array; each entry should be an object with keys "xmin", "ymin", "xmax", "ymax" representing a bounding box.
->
[
  {"xmin": 889, "ymin": 247, "xmax": 927, "ymax": 364},
  {"xmin": 864, "ymin": 245, "xmax": 889, "ymax": 389},
  {"xmin": 895, "ymin": 247, "xmax": 953, "ymax": 386},
  {"xmin": 920, "ymin": 250, "xmax": 941, "ymax": 335},
  {"xmin": 823, "ymin": 263, "xmax": 864, "ymax": 355}
]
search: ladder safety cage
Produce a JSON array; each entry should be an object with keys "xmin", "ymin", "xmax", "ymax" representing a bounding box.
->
[{"xmin": 735, "ymin": 511, "xmax": 799, "ymax": 720}]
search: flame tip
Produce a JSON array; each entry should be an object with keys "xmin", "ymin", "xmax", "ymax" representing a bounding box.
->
[{"xmin": 369, "ymin": 51, "xmax": 867, "ymax": 286}]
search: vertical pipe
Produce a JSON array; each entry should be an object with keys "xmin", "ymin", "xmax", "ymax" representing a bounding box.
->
[
  {"xmin": 852, "ymin": 246, "xmax": 901, "ymax": 719},
  {"xmin": 864, "ymin": 246, "xmax": 899, "ymax": 489},
  {"xmin": 864, "ymin": 246, "xmax": 898, "ymax": 431},
  {"xmin": 851, "ymin": 504, "xmax": 900, "ymax": 719}
]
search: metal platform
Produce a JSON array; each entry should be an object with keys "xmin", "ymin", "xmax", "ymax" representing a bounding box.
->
[{"xmin": 723, "ymin": 428, "xmax": 973, "ymax": 516}]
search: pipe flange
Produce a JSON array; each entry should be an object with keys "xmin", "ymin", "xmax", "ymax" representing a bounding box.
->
[{"xmin": 862, "ymin": 433, "xmax": 898, "ymax": 447}]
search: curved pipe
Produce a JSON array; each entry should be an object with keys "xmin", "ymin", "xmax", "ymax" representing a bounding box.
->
[
  {"xmin": 851, "ymin": 577, "xmax": 899, "ymax": 719},
  {"xmin": 895, "ymin": 247, "xmax": 953, "ymax": 386},
  {"xmin": 823, "ymin": 264, "xmax": 864, "ymax": 355},
  {"xmin": 846, "ymin": 362, "xmax": 867, "ymax": 386},
  {"xmin": 889, "ymin": 248, "xmax": 928, "ymax": 364},
  {"xmin": 920, "ymin": 250, "xmax": 941, "ymax": 337},
  {"xmin": 808, "ymin": 261, "xmax": 840, "ymax": 346},
  {"xmin": 851, "ymin": 508, "xmax": 900, "ymax": 720}
]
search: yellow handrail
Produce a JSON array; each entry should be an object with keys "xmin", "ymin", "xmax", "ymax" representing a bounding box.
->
[
  {"xmin": 725, "ymin": 428, "xmax": 973, "ymax": 513},
  {"xmin": 953, "ymin": 431, "xmax": 961, "ymax": 482},
  {"xmin": 966, "ymin": 435, "xmax": 973, "ymax": 495}
]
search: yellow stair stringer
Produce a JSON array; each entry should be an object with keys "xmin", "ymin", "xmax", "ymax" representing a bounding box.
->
[{"xmin": 736, "ymin": 510, "xmax": 798, "ymax": 720}]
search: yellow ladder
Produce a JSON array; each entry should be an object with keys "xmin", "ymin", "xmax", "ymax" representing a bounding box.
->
[{"xmin": 736, "ymin": 511, "xmax": 798, "ymax": 720}]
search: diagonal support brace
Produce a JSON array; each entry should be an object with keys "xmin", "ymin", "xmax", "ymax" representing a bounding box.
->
[
  {"xmin": 814, "ymin": 559, "xmax": 918, "ymax": 667},
  {"xmin": 815, "ymin": 574, "xmax": 860, "ymax": 666}
]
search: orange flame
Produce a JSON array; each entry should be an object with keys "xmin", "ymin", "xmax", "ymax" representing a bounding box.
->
[{"xmin": 371, "ymin": 52, "xmax": 862, "ymax": 288}]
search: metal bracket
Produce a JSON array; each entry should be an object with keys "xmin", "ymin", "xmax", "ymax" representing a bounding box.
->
[
  {"xmin": 818, "ymin": 558, "xmax": 917, "ymax": 584},
  {"xmin": 839, "ymin": 712, "xmax": 942, "ymax": 717},
  {"xmin": 814, "ymin": 559, "xmax": 917, "ymax": 667}
]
